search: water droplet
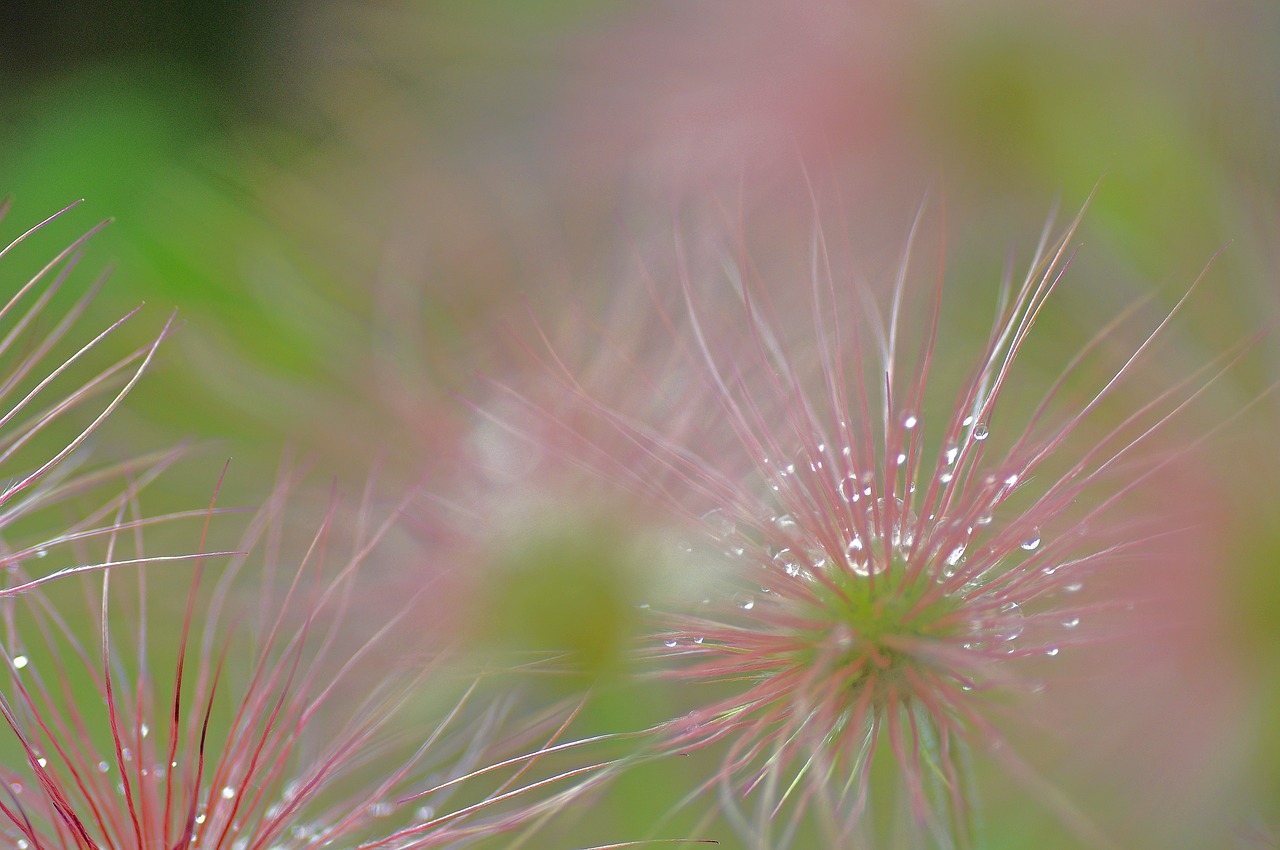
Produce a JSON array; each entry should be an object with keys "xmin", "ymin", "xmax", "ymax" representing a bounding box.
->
[
  {"xmin": 734, "ymin": 593, "xmax": 755, "ymax": 611},
  {"xmin": 693, "ymin": 636, "xmax": 705, "ymax": 644},
  {"xmin": 773, "ymin": 514, "xmax": 796, "ymax": 531},
  {"xmin": 9, "ymin": 782, "xmax": 21, "ymax": 794},
  {"xmin": 975, "ymin": 513, "xmax": 993, "ymax": 526},
  {"xmin": 946, "ymin": 544, "xmax": 966, "ymax": 566},
  {"xmin": 34, "ymin": 549, "xmax": 47, "ymax": 559},
  {"xmin": 1062, "ymin": 616, "xmax": 1080, "ymax": 628},
  {"xmin": 944, "ymin": 446, "xmax": 959, "ymax": 466},
  {"xmin": 903, "ymin": 414, "xmax": 918, "ymax": 429},
  {"xmin": 803, "ymin": 546, "xmax": 828, "ymax": 569},
  {"xmin": 701, "ymin": 508, "xmax": 736, "ymax": 540},
  {"xmin": 12, "ymin": 655, "xmax": 28, "ymax": 670},
  {"xmin": 1003, "ymin": 473, "xmax": 1019, "ymax": 487},
  {"xmin": 846, "ymin": 536, "xmax": 880, "ymax": 576},
  {"xmin": 36, "ymin": 758, "xmax": 46, "ymax": 768},
  {"xmin": 98, "ymin": 761, "xmax": 110, "ymax": 773},
  {"xmin": 122, "ymin": 748, "xmax": 132, "ymax": 762},
  {"xmin": 369, "ymin": 801, "xmax": 393, "ymax": 817},
  {"xmin": 895, "ymin": 452, "xmax": 907, "ymax": 465},
  {"xmin": 1020, "ymin": 530, "xmax": 1041, "ymax": 551},
  {"xmin": 773, "ymin": 548, "xmax": 804, "ymax": 578},
  {"xmin": 196, "ymin": 812, "xmax": 207, "ymax": 825},
  {"xmin": 972, "ymin": 422, "xmax": 989, "ymax": 441},
  {"xmin": 996, "ymin": 601, "xmax": 1024, "ymax": 641},
  {"xmin": 221, "ymin": 786, "xmax": 236, "ymax": 800},
  {"xmin": 839, "ymin": 476, "xmax": 860, "ymax": 502},
  {"xmin": 1045, "ymin": 647, "xmax": 1060, "ymax": 657},
  {"xmin": 18, "ymin": 840, "xmax": 29, "ymax": 849},
  {"xmin": 663, "ymin": 638, "xmax": 679, "ymax": 648},
  {"xmin": 415, "ymin": 805, "xmax": 436, "ymax": 822},
  {"xmin": 1064, "ymin": 582, "xmax": 1083, "ymax": 593},
  {"xmin": 939, "ymin": 470, "xmax": 954, "ymax": 484},
  {"xmin": 140, "ymin": 723, "xmax": 149, "ymax": 738},
  {"xmin": 962, "ymin": 415, "xmax": 975, "ymax": 427}
]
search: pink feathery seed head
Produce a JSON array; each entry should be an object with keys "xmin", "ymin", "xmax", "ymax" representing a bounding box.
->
[
  {"xmin": 501, "ymin": 190, "xmax": 1241, "ymax": 847},
  {"xmin": 0, "ymin": 200, "xmax": 630, "ymax": 849},
  {"xmin": 0, "ymin": 462, "xmax": 634, "ymax": 850}
]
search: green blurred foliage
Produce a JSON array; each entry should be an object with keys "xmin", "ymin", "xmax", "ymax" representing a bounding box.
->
[
  {"xmin": 477, "ymin": 516, "xmax": 644, "ymax": 683},
  {"xmin": 915, "ymin": 12, "xmax": 1231, "ymax": 275}
]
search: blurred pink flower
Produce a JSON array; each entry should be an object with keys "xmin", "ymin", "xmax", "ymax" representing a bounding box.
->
[{"xmin": 495, "ymin": 194, "xmax": 1236, "ymax": 847}]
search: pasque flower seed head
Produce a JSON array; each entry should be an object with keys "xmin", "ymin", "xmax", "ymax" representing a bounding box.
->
[{"xmin": 498, "ymin": 194, "xmax": 1236, "ymax": 848}]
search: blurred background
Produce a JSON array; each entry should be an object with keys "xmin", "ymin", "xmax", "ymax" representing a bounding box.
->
[{"xmin": 1, "ymin": 1, "xmax": 1278, "ymax": 847}]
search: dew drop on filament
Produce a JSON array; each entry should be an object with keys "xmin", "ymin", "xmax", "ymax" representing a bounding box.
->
[
  {"xmin": 1020, "ymin": 530, "xmax": 1041, "ymax": 551},
  {"xmin": 839, "ymin": 476, "xmax": 859, "ymax": 502},
  {"xmin": 702, "ymin": 508, "xmax": 736, "ymax": 540},
  {"xmin": 996, "ymin": 601, "xmax": 1024, "ymax": 641},
  {"xmin": 972, "ymin": 422, "xmax": 989, "ymax": 441},
  {"xmin": 773, "ymin": 548, "xmax": 804, "ymax": 578}
]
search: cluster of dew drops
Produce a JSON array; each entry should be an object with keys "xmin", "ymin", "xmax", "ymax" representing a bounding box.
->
[{"xmin": 659, "ymin": 412, "xmax": 1083, "ymax": 661}]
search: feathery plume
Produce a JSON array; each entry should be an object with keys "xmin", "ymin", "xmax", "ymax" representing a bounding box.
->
[
  {"xmin": 491, "ymin": 194, "xmax": 1238, "ymax": 848},
  {"xmin": 0, "ymin": 200, "xmax": 625, "ymax": 849},
  {"xmin": 0, "ymin": 459, "xmax": 641, "ymax": 849}
]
